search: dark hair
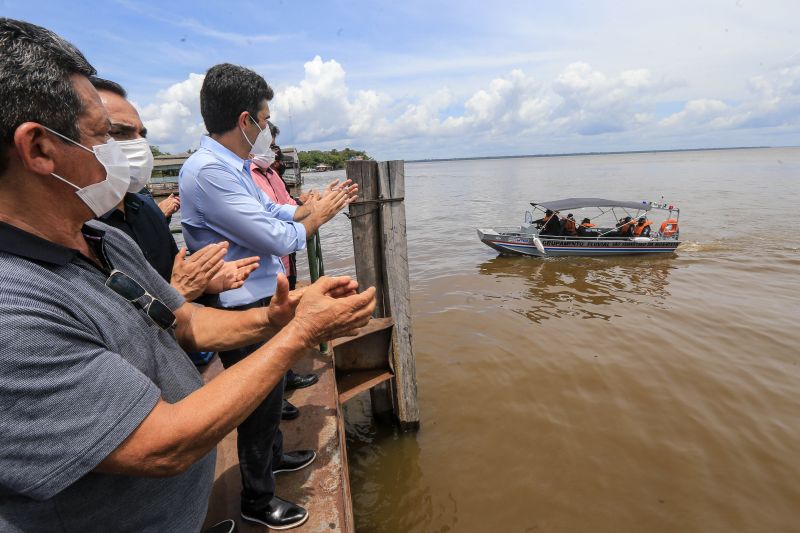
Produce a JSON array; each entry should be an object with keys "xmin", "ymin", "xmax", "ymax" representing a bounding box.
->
[
  {"xmin": 90, "ymin": 76, "xmax": 127, "ymax": 98},
  {"xmin": 200, "ymin": 63, "xmax": 274, "ymax": 135},
  {"xmin": 267, "ymin": 121, "xmax": 280, "ymax": 138},
  {"xmin": 0, "ymin": 18, "xmax": 96, "ymax": 175},
  {"xmin": 638, "ymin": 216, "xmax": 646, "ymax": 223},
  {"xmin": 582, "ymin": 218, "xmax": 591, "ymax": 223}
]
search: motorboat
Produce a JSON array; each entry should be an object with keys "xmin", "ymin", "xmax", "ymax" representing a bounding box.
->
[{"xmin": 477, "ymin": 197, "xmax": 681, "ymax": 257}]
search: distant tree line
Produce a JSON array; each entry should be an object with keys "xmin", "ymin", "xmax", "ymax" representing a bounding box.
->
[
  {"xmin": 149, "ymin": 144, "xmax": 369, "ymax": 168},
  {"xmin": 298, "ymin": 148, "xmax": 371, "ymax": 170}
]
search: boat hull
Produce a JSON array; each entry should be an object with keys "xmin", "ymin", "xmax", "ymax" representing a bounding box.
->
[{"xmin": 477, "ymin": 229, "xmax": 680, "ymax": 257}]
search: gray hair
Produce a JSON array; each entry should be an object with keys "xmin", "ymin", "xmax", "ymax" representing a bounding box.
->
[{"xmin": 0, "ymin": 18, "xmax": 96, "ymax": 176}]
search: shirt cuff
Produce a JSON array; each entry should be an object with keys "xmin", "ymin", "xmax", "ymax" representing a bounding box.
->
[
  {"xmin": 277, "ymin": 204, "xmax": 297, "ymax": 222},
  {"xmin": 292, "ymin": 221, "xmax": 307, "ymax": 249}
]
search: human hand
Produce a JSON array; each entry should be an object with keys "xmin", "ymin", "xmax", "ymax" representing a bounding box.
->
[
  {"xmin": 287, "ymin": 276, "xmax": 376, "ymax": 347},
  {"xmin": 170, "ymin": 242, "xmax": 228, "ymax": 301},
  {"xmin": 322, "ymin": 179, "xmax": 359, "ymax": 203},
  {"xmin": 266, "ymin": 274, "xmax": 303, "ymax": 328},
  {"xmin": 298, "ymin": 189, "xmax": 320, "ymax": 204},
  {"xmin": 308, "ymin": 188, "xmax": 351, "ymax": 225},
  {"xmin": 158, "ymin": 194, "xmax": 181, "ymax": 218},
  {"xmin": 205, "ymin": 255, "xmax": 260, "ymax": 294}
]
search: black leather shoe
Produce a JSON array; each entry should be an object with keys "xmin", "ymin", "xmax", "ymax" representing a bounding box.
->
[
  {"xmin": 273, "ymin": 450, "xmax": 316, "ymax": 474},
  {"xmin": 285, "ymin": 372, "xmax": 319, "ymax": 391},
  {"xmin": 241, "ymin": 496, "xmax": 308, "ymax": 530},
  {"xmin": 281, "ymin": 399, "xmax": 299, "ymax": 420}
]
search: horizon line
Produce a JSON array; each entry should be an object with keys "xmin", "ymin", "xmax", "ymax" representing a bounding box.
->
[{"xmin": 404, "ymin": 145, "xmax": 798, "ymax": 164}]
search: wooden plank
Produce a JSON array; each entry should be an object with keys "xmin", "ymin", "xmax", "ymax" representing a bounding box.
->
[
  {"xmin": 200, "ymin": 350, "xmax": 354, "ymax": 532},
  {"xmin": 377, "ymin": 161, "xmax": 420, "ymax": 429},
  {"xmin": 345, "ymin": 161, "xmax": 386, "ymax": 317},
  {"xmin": 337, "ymin": 370, "xmax": 395, "ymax": 403},
  {"xmin": 346, "ymin": 161, "xmax": 394, "ymax": 415}
]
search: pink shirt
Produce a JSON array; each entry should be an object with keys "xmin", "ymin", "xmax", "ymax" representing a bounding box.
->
[{"xmin": 250, "ymin": 162, "xmax": 298, "ymax": 273}]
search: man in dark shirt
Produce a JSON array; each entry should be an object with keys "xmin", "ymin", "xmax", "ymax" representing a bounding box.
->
[{"xmin": 100, "ymin": 191, "xmax": 178, "ymax": 280}]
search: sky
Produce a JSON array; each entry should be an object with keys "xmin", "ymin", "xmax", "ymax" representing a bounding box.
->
[{"xmin": 4, "ymin": 0, "xmax": 800, "ymax": 159}]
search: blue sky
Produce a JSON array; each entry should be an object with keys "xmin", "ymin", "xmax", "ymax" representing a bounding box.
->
[{"xmin": 5, "ymin": 0, "xmax": 799, "ymax": 158}]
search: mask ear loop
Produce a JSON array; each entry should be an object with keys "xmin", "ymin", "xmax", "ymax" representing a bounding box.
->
[
  {"xmin": 42, "ymin": 125, "xmax": 97, "ymax": 189},
  {"xmin": 41, "ymin": 125, "xmax": 94, "ymax": 154},
  {"xmin": 240, "ymin": 115, "xmax": 259, "ymax": 148}
]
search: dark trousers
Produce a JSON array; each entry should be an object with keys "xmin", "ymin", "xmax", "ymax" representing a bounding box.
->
[{"xmin": 218, "ymin": 296, "xmax": 283, "ymax": 511}]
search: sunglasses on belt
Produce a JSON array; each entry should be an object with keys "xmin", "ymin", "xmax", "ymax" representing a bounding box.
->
[{"xmin": 105, "ymin": 269, "xmax": 177, "ymax": 330}]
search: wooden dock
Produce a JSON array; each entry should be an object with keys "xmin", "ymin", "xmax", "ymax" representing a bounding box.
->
[{"xmin": 200, "ymin": 347, "xmax": 355, "ymax": 532}]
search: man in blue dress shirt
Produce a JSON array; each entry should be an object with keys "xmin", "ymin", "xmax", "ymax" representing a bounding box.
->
[{"xmin": 180, "ymin": 63, "xmax": 354, "ymax": 529}]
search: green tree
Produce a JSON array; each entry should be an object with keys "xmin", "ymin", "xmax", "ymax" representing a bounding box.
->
[
  {"xmin": 150, "ymin": 145, "xmax": 167, "ymax": 157},
  {"xmin": 298, "ymin": 148, "xmax": 371, "ymax": 170}
]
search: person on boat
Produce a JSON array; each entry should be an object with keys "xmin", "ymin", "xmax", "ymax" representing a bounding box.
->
[
  {"xmin": 617, "ymin": 216, "xmax": 635, "ymax": 237},
  {"xmin": 632, "ymin": 216, "xmax": 653, "ymax": 237},
  {"xmin": 180, "ymin": 62, "xmax": 359, "ymax": 529},
  {"xmin": 0, "ymin": 18, "xmax": 376, "ymax": 532},
  {"xmin": 561, "ymin": 213, "xmax": 578, "ymax": 236},
  {"xmin": 535, "ymin": 209, "xmax": 562, "ymax": 236},
  {"xmin": 577, "ymin": 217, "xmax": 597, "ymax": 236}
]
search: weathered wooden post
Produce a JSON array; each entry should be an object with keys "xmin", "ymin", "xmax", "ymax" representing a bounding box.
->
[
  {"xmin": 376, "ymin": 161, "xmax": 419, "ymax": 428},
  {"xmin": 345, "ymin": 160, "xmax": 420, "ymax": 429},
  {"xmin": 345, "ymin": 161, "xmax": 392, "ymax": 415}
]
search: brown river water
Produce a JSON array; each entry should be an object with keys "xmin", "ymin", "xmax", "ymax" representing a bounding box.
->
[
  {"xmin": 299, "ymin": 148, "xmax": 800, "ymax": 533},
  {"xmin": 174, "ymin": 148, "xmax": 799, "ymax": 532}
]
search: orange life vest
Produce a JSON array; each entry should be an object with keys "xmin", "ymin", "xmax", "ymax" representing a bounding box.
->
[
  {"xmin": 660, "ymin": 219, "xmax": 679, "ymax": 237},
  {"xmin": 633, "ymin": 220, "xmax": 652, "ymax": 236},
  {"xmin": 580, "ymin": 222, "xmax": 596, "ymax": 228},
  {"xmin": 562, "ymin": 218, "xmax": 577, "ymax": 235}
]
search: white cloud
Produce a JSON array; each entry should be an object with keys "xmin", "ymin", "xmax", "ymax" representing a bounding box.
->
[
  {"xmin": 138, "ymin": 55, "xmax": 800, "ymax": 158},
  {"xmin": 139, "ymin": 73, "xmax": 206, "ymax": 153},
  {"xmin": 661, "ymin": 59, "xmax": 800, "ymax": 132}
]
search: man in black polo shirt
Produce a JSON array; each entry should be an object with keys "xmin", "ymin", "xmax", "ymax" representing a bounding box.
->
[{"xmin": 0, "ymin": 18, "xmax": 376, "ymax": 532}]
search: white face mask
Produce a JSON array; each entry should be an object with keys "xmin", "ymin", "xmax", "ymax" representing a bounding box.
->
[
  {"xmin": 252, "ymin": 153, "xmax": 276, "ymax": 169},
  {"xmin": 116, "ymin": 138, "xmax": 154, "ymax": 192},
  {"xmin": 43, "ymin": 127, "xmax": 131, "ymax": 217},
  {"xmin": 241, "ymin": 115, "xmax": 273, "ymax": 159}
]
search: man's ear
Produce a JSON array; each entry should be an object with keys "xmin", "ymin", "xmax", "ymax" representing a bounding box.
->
[
  {"xmin": 13, "ymin": 123, "xmax": 61, "ymax": 177},
  {"xmin": 237, "ymin": 111, "xmax": 250, "ymax": 130}
]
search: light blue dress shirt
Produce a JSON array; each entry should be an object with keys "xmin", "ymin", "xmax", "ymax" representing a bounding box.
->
[{"xmin": 179, "ymin": 136, "xmax": 307, "ymax": 307}]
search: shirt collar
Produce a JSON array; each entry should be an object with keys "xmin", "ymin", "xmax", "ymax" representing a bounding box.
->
[
  {"xmin": 200, "ymin": 135, "xmax": 249, "ymax": 174},
  {"xmin": 0, "ymin": 220, "xmax": 107, "ymax": 266},
  {"xmin": 99, "ymin": 192, "xmax": 140, "ymax": 221}
]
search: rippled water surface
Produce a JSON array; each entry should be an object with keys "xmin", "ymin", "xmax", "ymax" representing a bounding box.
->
[{"xmin": 304, "ymin": 148, "xmax": 799, "ymax": 533}]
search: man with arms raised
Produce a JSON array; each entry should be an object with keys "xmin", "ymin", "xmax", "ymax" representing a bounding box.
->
[
  {"xmin": 180, "ymin": 63, "xmax": 357, "ymax": 529},
  {"xmin": 0, "ymin": 18, "xmax": 374, "ymax": 532}
]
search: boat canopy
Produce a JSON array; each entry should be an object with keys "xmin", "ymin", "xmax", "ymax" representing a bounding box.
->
[{"xmin": 531, "ymin": 198, "xmax": 651, "ymax": 212}]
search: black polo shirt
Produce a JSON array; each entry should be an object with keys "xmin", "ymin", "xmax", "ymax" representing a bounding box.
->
[{"xmin": 99, "ymin": 192, "xmax": 178, "ymax": 281}]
